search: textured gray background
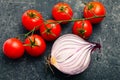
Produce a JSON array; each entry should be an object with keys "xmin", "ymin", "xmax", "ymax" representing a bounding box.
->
[{"xmin": 0, "ymin": 0, "xmax": 120, "ymax": 80}]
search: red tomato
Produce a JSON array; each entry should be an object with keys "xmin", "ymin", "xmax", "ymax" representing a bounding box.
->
[
  {"xmin": 22, "ymin": 9, "xmax": 44, "ymax": 31},
  {"xmin": 24, "ymin": 34, "xmax": 46, "ymax": 57},
  {"xmin": 83, "ymin": 1, "xmax": 106, "ymax": 24},
  {"xmin": 3, "ymin": 38, "xmax": 24, "ymax": 59},
  {"xmin": 72, "ymin": 20, "xmax": 92, "ymax": 39},
  {"xmin": 52, "ymin": 2, "xmax": 73, "ymax": 23},
  {"xmin": 40, "ymin": 20, "xmax": 61, "ymax": 41}
]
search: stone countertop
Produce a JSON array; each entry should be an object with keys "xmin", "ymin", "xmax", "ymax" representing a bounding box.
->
[{"xmin": 0, "ymin": 0, "xmax": 120, "ymax": 80}]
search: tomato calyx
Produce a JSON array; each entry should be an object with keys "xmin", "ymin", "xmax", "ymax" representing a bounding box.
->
[
  {"xmin": 77, "ymin": 28, "xmax": 86, "ymax": 38},
  {"xmin": 77, "ymin": 22, "xmax": 86, "ymax": 38},
  {"xmin": 45, "ymin": 28, "xmax": 51, "ymax": 34},
  {"xmin": 42, "ymin": 27, "xmax": 56, "ymax": 37},
  {"xmin": 88, "ymin": 3, "xmax": 94, "ymax": 10},
  {"xmin": 59, "ymin": 6, "xmax": 67, "ymax": 12},
  {"xmin": 78, "ymin": 29, "xmax": 86, "ymax": 35},
  {"xmin": 24, "ymin": 37, "xmax": 39, "ymax": 48},
  {"xmin": 42, "ymin": 22, "xmax": 56, "ymax": 37},
  {"xmin": 29, "ymin": 38, "xmax": 38, "ymax": 47},
  {"xmin": 27, "ymin": 12, "xmax": 37, "ymax": 18}
]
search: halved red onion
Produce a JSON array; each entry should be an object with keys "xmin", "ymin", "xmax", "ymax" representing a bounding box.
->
[{"xmin": 50, "ymin": 34, "xmax": 101, "ymax": 75}]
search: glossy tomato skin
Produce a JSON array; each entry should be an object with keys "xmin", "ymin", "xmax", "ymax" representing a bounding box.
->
[
  {"xmin": 24, "ymin": 34, "xmax": 46, "ymax": 57},
  {"xmin": 72, "ymin": 20, "xmax": 92, "ymax": 39},
  {"xmin": 40, "ymin": 20, "xmax": 61, "ymax": 41},
  {"xmin": 3, "ymin": 38, "xmax": 24, "ymax": 59},
  {"xmin": 52, "ymin": 2, "xmax": 73, "ymax": 23},
  {"xmin": 83, "ymin": 1, "xmax": 106, "ymax": 24},
  {"xmin": 22, "ymin": 9, "xmax": 43, "ymax": 31}
]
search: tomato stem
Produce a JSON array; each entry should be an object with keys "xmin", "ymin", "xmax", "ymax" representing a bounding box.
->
[
  {"xmin": 45, "ymin": 15, "xmax": 106, "ymax": 24},
  {"xmin": 24, "ymin": 27, "xmax": 36, "ymax": 37}
]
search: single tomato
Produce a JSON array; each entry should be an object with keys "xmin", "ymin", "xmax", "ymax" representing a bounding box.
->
[
  {"xmin": 83, "ymin": 1, "xmax": 106, "ymax": 24},
  {"xmin": 52, "ymin": 2, "xmax": 73, "ymax": 23},
  {"xmin": 24, "ymin": 34, "xmax": 46, "ymax": 57},
  {"xmin": 40, "ymin": 20, "xmax": 61, "ymax": 41},
  {"xmin": 3, "ymin": 38, "xmax": 24, "ymax": 59},
  {"xmin": 72, "ymin": 20, "xmax": 92, "ymax": 39},
  {"xmin": 22, "ymin": 9, "xmax": 44, "ymax": 31}
]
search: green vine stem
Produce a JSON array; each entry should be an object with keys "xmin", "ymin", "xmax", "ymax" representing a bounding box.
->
[
  {"xmin": 46, "ymin": 15, "xmax": 106, "ymax": 24},
  {"xmin": 24, "ymin": 27, "xmax": 36, "ymax": 37},
  {"xmin": 18, "ymin": 15, "xmax": 105, "ymax": 39},
  {"xmin": 15, "ymin": 27, "xmax": 36, "ymax": 40}
]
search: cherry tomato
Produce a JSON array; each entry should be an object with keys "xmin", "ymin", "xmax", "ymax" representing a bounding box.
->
[
  {"xmin": 3, "ymin": 38, "xmax": 24, "ymax": 59},
  {"xmin": 22, "ymin": 9, "xmax": 44, "ymax": 31},
  {"xmin": 83, "ymin": 1, "xmax": 106, "ymax": 24},
  {"xmin": 72, "ymin": 20, "xmax": 92, "ymax": 39},
  {"xmin": 40, "ymin": 20, "xmax": 61, "ymax": 41},
  {"xmin": 24, "ymin": 34, "xmax": 46, "ymax": 57},
  {"xmin": 52, "ymin": 2, "xmax": 73, "ymax": 23}
]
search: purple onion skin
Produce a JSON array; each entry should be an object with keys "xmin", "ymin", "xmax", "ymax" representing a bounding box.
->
[{"xmin": 91, "ymin": 42, "xmax": 101, "ymax": 52}]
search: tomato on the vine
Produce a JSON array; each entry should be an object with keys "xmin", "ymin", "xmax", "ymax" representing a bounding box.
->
[
  {"xmin": 40, "ymin": 20, "xmax": 61, "ymax": 41},
  {"xmin": 3, "ymin": 38, "xmax": 24, "ymax": 59},
  {"xmin": 24, "ymin": 34, "xmax": 46, "ymax": 57},
  {"xmin": 72, "ymin": 20, "xmax": 92, "ymax": 39},
  {"xmin": 52, "ymin": 2, "xmax": 73, "ymax": 23},
  {"xmin": 22, "ymin": 9, "xmax": 44, "ymax": 31},
  {"xmin": 83, "ymin": 1, "xmax": 106, "ymax": 24}
]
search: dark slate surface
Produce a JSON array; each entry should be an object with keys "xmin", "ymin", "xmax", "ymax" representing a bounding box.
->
[{"xmin": 0, "ymin": 0, "xmax": 120, "ymax": 80}]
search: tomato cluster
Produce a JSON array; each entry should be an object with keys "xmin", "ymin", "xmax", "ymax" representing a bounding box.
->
[{"xmin": 2, "ymin": 1, "xmax": 106, "ymax": 59}]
